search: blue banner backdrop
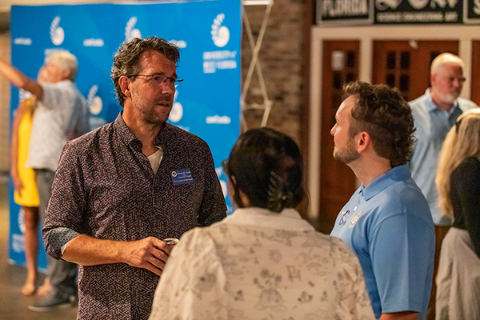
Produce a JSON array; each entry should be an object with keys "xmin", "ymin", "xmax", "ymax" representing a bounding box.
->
[{"xmin": 9, "ymin": 0, "xmax": 241, "ymax": 268}]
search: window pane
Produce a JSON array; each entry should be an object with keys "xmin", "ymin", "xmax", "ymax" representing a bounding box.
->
[
  {"xmin": 386, "ymin": 74, "xmax": 395, "ymax": 87},
  {"xmin": 346, "ymin": 72, "xmax": 356, "ymax": 83},
  {"xmin": 400, "ymin": 74, "xmax": 409, "ymax": 91},
  {"xmin": 387, "ymin": 51, "xmax": 396, "ymax": 69},
  {"xmin": 400, "ymin": 52, "xmax": 410, "ymax": 70},
  {"xmin": 347, "ymin": 51, "xmax": 356, "ymax": 68},
  {"xmin": 333, "ymin": 72, "xmax": 342, "ymax": 90}
]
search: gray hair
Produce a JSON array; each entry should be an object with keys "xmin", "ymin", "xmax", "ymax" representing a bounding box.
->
[
  {"xmin": 111, "ymin": 37, "xmax": 180, "ymax": 107},
  {"xmin": 45, "ymin": 50, "xmax": 78, "ymax": 81},
  {"xmin": 431, "ymin": 53, "xmax": 464, "ymax": 75}
]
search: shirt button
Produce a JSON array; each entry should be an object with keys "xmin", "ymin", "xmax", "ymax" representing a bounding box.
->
[{"xmin": 354, "ymin": 206, "xmax": 357, "ymax": 211}]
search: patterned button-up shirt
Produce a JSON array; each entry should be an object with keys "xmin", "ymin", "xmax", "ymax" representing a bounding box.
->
[{"xmin": 43, "ymin": 113, "xmax": 227, "ymax": 320}]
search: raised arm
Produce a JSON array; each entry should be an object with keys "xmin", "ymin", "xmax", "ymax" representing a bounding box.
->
[{"xmin": 0, "ymin": 58, "xmax": 43, "ymax": 99}]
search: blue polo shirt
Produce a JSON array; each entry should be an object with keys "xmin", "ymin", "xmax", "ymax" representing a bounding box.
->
[
  {"xmin": 331, "ymin": 165, "xmax": 435, "ymax": 320},
  {"xmin": 409, "ymin": 89, "xmax": 477, "ymax": 225}
]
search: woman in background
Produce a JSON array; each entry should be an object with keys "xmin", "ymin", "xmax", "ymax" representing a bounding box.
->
[
  {"xmin": 10, "ymin": 67, "xmax": 49, "ymax": 296},
  {"xmin": 149, "ymin": 127, "xmax": 374, "ymax": 320},
  {"xmin": 436, "ymin": 108, "xmax": 480, "ymax": 320}
]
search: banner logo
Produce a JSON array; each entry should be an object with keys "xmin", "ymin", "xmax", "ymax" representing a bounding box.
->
[
  {"xmin": 203, "ymin": 50, "xmax": 237, "ymax": 73},
  {"xmin": 88, "ymin": 85, "xmax": 103, "ymax": 115},
  {"xmin": 169, "ymin": 90, "xmax": 183, "ymax": 123},
  {"xmin": 88, "ymin": 85, "xmax": 107, "ymax": 130},
  {"xmin": 206, "ymin": 115, "xmax": 231, "ymax": 124},
  {"xmin": 18, "ymin": 207, "xmax": 25, "ymax": 234},
  {"xmin": 83, "ymin": 39, "xmax": 104, "ymax": 47},
  {"xmin": 211, "ymin": 14, "xmax": 230, "ymax": 47},
  {"xmin": 125, "ymin": 17, "xmax": 142, "ymax": 42},
  {"xmin": 169, "ymin": 39, "xmax": 187, "ymax": 48},
  {"xmin": 13, "ymin": 38, "xmax": 32, "ymax": 46},
  {"xmin": 50, "ymin": 16, "xmax": 65, "ymax": 46},
  {"xmin": 169, "ymin": 102, "xmax": 183, "ymax": 123}
]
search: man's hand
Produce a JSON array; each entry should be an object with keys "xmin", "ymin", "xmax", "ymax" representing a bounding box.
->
[
  {"xmin": 121, "ymin": 237, "xmax": 174, "ymax": 276},
  {"xmin": 60, "ymin": 234, "xmax": 174, "ymax": 276}
]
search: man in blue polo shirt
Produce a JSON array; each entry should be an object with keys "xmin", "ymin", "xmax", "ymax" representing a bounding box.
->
[{"xmin": 330, "ymin": 81, "xmax": 435, "ymax": 320}]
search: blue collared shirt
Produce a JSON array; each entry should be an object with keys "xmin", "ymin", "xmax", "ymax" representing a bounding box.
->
[
  {"xmin": 409, "ymin": 89, "xmax": 477, "ymax": 225},
  {"xmin": 331, "ymin": 165, "xmax": 435, "ymax": 320}
]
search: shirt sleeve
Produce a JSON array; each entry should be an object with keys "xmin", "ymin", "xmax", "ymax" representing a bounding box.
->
[
  {"xmin": 451, "ymin": 157, "xmax": 480, "ymax": 257},
  {"xmin": 43, "ymin": 141, "xmax": 87, "ymax": 260},
  {"xmin": 369, "ymin": 213, "xmax": 434, "ymax": 314},
  {"xmin": 197, "ymin": 141, "xmax": 227, "ymax": 227},
  {"xmin": 332, "ymin": 238, "xmax": 376, "ymax": 320},
  {"xmin": 149, "ymin": 228, "xmax": 227, "ymax": 320}
]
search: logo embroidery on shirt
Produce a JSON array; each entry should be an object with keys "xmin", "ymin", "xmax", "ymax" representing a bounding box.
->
[{"xmin": 349, "ymin": 212, "xmax": 362, "ymax": 228}]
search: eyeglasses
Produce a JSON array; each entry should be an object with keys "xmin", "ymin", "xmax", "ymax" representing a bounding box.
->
[{"xmin": 127, "ymin": 73, "xmax": 184, "ymax": 87}]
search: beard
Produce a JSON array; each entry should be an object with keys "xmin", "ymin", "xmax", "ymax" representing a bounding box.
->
[
  {"xmin": 333, "ymin": 139, "xmax": 360, "ymax": 164},
  {"xmin": 131, "ymin": 90, "xmax": 173, "ymax": 125},
  {"xmin": 437, "ymin": 89, "xmax": 460, "ymax": 105}
]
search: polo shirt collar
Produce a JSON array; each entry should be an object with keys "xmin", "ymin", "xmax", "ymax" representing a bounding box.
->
[
  {"xmin": 221, "ymin": 207, "xmax": 315, "ymax": 231},
  {"xmin": 424, "ymin": 88, "xmax": 460, "ymax": 114},
  {"xmin": 360, "ymin": 164, "xmax": 411, "ymax": 201}
]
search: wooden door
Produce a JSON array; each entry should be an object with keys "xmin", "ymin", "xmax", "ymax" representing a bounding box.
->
[
  {"xmin": 471, "ymin": 41, "xmax": 480, "ymax": 106},
  {"xmin": 320, "ymin": 41, "xmax": 359, "ymax": 225},
  {"xmin": 373, "ymin": 41, "xmax": 459, "ymax": 102}
]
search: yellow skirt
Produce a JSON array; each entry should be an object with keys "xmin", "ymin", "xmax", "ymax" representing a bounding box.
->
[{"xmin": 14, "ymin": 108, "xmax": 40, "ymax": 207}]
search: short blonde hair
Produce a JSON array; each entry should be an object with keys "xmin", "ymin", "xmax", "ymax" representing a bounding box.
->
[
  {"xmin": 436, "ymin": 108, "xmax": 480, "ymax": 218},
  {"xmin": 45, "ymin": 50, "xmax": 78, "ymax": 81},
  {"xmin": 430, "ymin": 53, "xmax": 464, "ymax": 75}
]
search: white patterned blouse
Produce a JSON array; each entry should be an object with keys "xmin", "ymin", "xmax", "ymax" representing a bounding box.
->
[{"xmin": 149, "ymin": 207, "xmax": 375, "ymax": 320}]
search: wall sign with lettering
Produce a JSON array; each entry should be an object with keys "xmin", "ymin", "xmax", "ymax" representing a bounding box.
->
[{"xmin": 317, "ymin": 0, "xmax": 479, "ymax": 25}]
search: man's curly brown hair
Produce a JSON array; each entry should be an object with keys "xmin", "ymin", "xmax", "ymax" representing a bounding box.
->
[{"xmin": 344, "ymin": 81, "xmax": 415, "ymax": 167}]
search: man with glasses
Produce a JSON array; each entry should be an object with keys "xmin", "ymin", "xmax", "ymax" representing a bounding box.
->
[
  {"xmin": 42, "ymin": 37, "xmax": 227, "ymax": 320},
  {"xmin": 330, "ymin": 81, "xmax": 435, "ymax": 320},
  {"xmin": 409, "ymin": 53, "xmax": 478, "ymax": 320}
]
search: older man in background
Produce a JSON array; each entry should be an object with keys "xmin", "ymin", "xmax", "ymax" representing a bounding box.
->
[
  {"xmin": 409, "ymin": 53, "xmax": 478, "ymax": 320},
  {"xmin": 0, "ymin": 51, "xmax": 90, "ymax": 311}
]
